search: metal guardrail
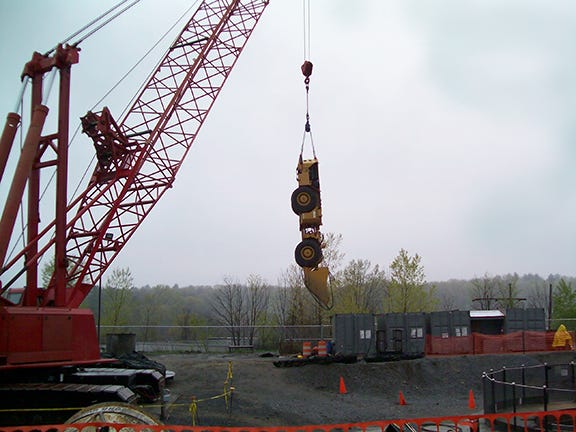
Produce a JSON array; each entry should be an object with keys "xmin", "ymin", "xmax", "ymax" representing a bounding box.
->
[{"xmin": 483, "ymin": 362, "xmax": 576, "ymax": 414}]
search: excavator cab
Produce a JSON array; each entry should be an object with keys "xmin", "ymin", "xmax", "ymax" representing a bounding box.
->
[{"xmin": 291, "ymin": 156, "xmax": 332, "ymax": 309}]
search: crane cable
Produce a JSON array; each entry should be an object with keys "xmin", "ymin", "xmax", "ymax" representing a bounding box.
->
[
  {"xmin": 12, "ymin": 0, "xmax": 142, "ymax": 115},
  {"xmin": 72, "ymin": 0, "xmax": 200, "ymax": 203},
  {"xmin": 44, "ymin": 0, "xmax": 141, "ymax": 55},
  {"xmin": 300, "ymin": 0, "xmax": 316, "ymax": 159},
  {"xmin": 6, "ymin": 0, "xmax": 180, "ymax": 265}
]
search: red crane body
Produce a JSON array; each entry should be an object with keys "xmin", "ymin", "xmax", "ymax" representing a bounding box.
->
[{"xmin": 0, "ymin": 0, "xmax": 269, "ymax": 368}]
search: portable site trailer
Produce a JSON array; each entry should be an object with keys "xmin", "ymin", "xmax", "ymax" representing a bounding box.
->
[
  {"xmin": 503, "ymin": 308, "xmax": 547, "ymax": 352},
  {"xmin": 332, "ymin": 314, "xmax": 377, "ymax": 359},
  {"xmin": 427, "ymin": 310, "xmax": 472, "ymax": 355},
  {"xmin": 375, "ymin": 312, "xmax": 426, "ymax": 357},
  {"xmin": 504, "ymin": 308, "xmax": 546, "ymax": 333}
]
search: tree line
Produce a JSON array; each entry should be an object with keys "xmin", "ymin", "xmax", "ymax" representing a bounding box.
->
[{"xmin": 78, "ymin": 233, "xmax": 576, "ymax": 334}]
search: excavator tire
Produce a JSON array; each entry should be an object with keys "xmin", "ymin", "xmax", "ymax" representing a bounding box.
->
[
  {"xmin": 295, "ymin": 238, "xmax": 323, "ymax": 268},
  {"xmin": 291, "ymin": 186, "xmax": 319, "ymax": 214}
]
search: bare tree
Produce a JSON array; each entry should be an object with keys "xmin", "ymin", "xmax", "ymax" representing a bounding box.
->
[
  {"xmin": 175, "ymin": 308, "xmax": 194, "ymax": 340},
  {"xmin": 470, "ymin": 273, "xmax": 498, "ymax": 310},
  {"xmin": 527, "ymin": 278, "xmax": 550, "ymax": 323},
  {"xmin": 494, "ymin": 274, "xmax": 525, "ymax": 309},
  {"xmin": 322, "ymin": 232, "xmax": 345, "ymax": 274},
  {"xmin": 141, "ymin": 285, "xmax": 168, "ymax": 342},
  {"xmin": 437, "ymin": 285, "xmax": 458, "ymax": 311},
  {"xmin": 211, "ymin": 277, "xmax": 245, "ymax": 345},
  {"xmin": 281, "ymin": 265, "xmax": 311, "ymax": 325},
  {"xmin": 245, "ymin": 274, "xmax": 270, "ymax": 345}
]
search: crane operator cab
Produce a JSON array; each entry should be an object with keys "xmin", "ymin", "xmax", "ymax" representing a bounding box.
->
[{"xmin": 291, "ymin": 155, "xmax": 331, "ymax": 308}]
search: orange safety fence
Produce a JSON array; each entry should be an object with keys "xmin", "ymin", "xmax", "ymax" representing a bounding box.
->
[
  {"xmin": 2, "ymin": 409, "xmax": 576, "ymax": 432},
  {"xmin": 426, "ymin": 330, "xmax": 575, "ymax": 356}
]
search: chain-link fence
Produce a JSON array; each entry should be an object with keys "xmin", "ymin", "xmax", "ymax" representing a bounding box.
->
[{"xmin": 98, "ymin": 324, "xmax": 332, "ymax": 354}]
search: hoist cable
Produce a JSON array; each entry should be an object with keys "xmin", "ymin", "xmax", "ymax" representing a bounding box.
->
[
  {"xmin": 103, "ymin": 0, "xmax": 201, "ymax": 116},
  {"xmin": 42, "ymin": 69, "xmax": 57, "ymax": 106},
  {"xmin": 13, "ymin": 78, "xmax": 29, "ymax": 114},
  {"xmin": 76, "ymin": 0, "xmax": 199, "ymax": 203},
  {"xmin": 303, "ymin": 0, "xmax": 311, "ymax": 61},
  {"xmin": 8, "ymin": 0, "xmax": 142, "ymax": 259},
  {"xmin": 71, "ymin": 0, "xmax": 142, "ymax": 47},
  {"xmin": 300, "ymin": 0, "xmax": 315, "ymax": 158},
  {"xmin": 44, "ymin": 0, "xmax": 133, "ymax": 56}
]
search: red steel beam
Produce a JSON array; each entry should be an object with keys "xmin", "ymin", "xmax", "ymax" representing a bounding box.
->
[
  {"xmin": 0, "ymin": 104, "xmax": 49, "ymax": 270},
  {"xmin": 0, "ymin": 112, "xmax": 21, "ymax": 183}
]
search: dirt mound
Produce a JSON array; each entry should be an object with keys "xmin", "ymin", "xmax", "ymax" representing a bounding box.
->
[{"xmin": 149, "ymin": 351, "xmax": 574, "ymax": 427}]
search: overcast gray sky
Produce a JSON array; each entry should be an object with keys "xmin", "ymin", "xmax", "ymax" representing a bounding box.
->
[{"xmin": 1, "ymin": 0, "xmax": 575, "ymax": 287}]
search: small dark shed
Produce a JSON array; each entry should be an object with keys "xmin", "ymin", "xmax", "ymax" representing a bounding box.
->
[{"xmin": 470, "ymin": 310, "xmax": 505, "ymax": 335}]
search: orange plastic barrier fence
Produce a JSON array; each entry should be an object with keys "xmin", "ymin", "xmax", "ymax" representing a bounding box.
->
[
  {"xmin": 1, "ymin": 409, "xmax": 576, "ymax": 432},
  {"xmin": 426, "ymin": 331, "xmax": 574, "ymax": 356}
]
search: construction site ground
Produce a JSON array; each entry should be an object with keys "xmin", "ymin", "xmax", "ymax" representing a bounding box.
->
[{"xmin": 147, "ymin": 350, "xmax": 575, "ymax": 427}]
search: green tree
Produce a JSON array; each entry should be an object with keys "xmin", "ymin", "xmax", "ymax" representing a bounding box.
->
[
  {"xmin": 40, "ymin": 257, "xmax": 73, "ymax": 288},
  {"xmin": 552, "ymin": 278, "xmax": 576, "ymax": 330},
  {"xmin": 332, "ymin": 259, "xmax": 386, "ymax": 314},
  {"xmin": 40, "ymin": 258, "xmax": 54, "ymax": 288},
  {"xmin": 102, "ymin": 267, "xmax": 134, "ymax": 327},
  {"xmin": 387, "ymin": 249, "xmax": 436, "ymax": 312}
]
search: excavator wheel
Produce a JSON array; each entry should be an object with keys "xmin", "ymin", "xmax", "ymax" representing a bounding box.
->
[
  {"xmin": 295, "ymin": 238, "xmax": 323, "ymax": 268},
  {"xmin": 291, "ymin": 186, "xmax": 319, "ymax": 215}
]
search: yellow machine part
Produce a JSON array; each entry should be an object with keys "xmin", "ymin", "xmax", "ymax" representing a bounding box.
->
[{"xmin": 303, "ymin": 266, "xmax": 331, "ymax": 309}]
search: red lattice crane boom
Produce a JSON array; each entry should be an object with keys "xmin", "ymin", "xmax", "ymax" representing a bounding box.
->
[{"xmin": 0, "ymin": 0, "xmax": 269, "ymax": 368}]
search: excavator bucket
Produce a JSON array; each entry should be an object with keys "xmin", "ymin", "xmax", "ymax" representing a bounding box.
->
[{"xmin": 303, "ymin": 266, "xmax": 331, "ymax": 309}]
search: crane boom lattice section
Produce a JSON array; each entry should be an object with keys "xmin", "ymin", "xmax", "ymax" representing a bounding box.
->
[{"xmin": 53, "ymin": 0, "xmax": 268, "ymax": 307}]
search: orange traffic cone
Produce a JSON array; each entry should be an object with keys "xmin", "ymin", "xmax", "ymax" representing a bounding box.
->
[
  {"xmin": 468, "ymin": 389, "xmax": 476, "ymax": 409},
  {"xmin": 339, "ymin": 376, "xmax": 347, "ymax": 394},
  {"xmin": 399, "ymin": 391, "xmax": 407, "ymax": 405}
]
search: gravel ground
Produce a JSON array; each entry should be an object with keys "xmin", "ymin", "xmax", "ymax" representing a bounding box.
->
[{"xmin": 147, "ymin": 351, "xmax": 574, "ymax": 427}]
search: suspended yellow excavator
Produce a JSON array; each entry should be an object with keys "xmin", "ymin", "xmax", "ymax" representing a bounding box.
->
[{"xmin": 291, "ymin": 155, "xmax": 331, "ymax": 308}]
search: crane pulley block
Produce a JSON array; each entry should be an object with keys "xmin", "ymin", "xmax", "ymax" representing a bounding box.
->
[{"xmin": 301, "ymin": 60, "xmax": 313, "ymax": 80}]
